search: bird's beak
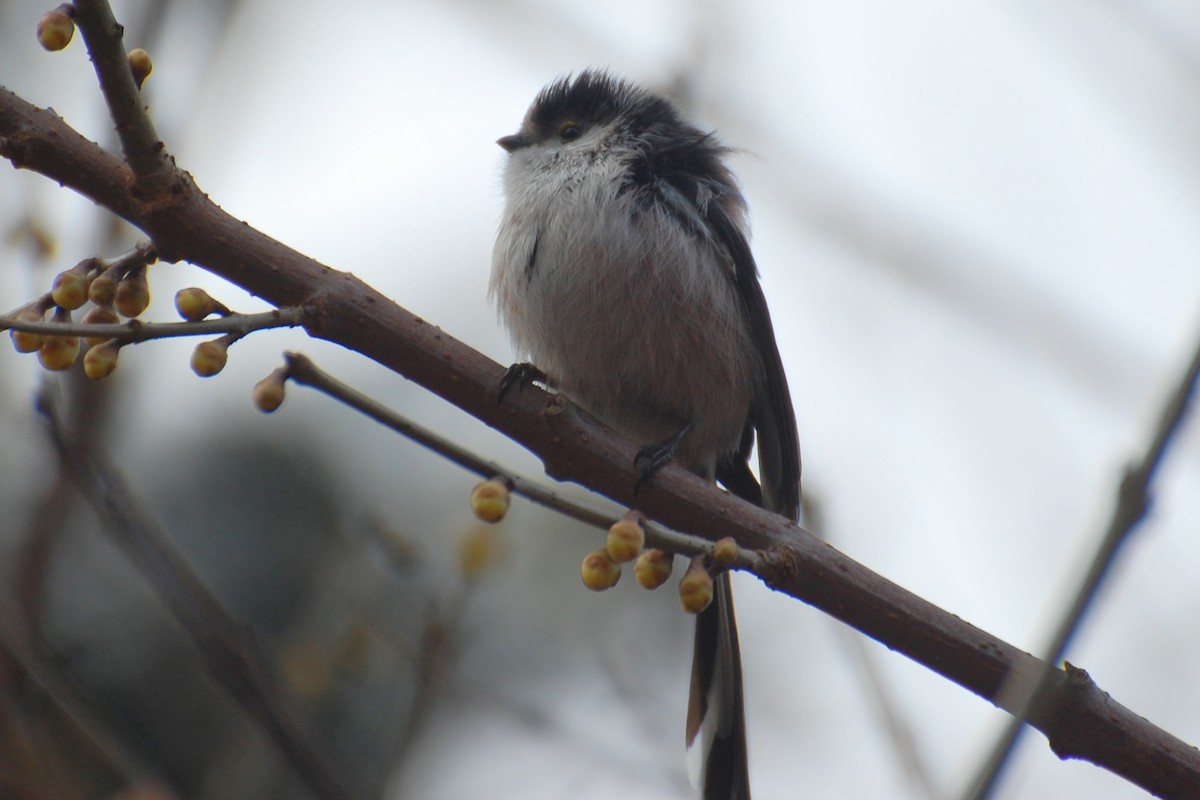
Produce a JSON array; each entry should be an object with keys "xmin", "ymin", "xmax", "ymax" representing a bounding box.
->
[{"xmin": 497, "ymin": 133, "xmax": 528, "ymax": 153}]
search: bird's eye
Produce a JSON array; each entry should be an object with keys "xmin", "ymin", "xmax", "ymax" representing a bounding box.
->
[{"xmin": 558, "ymin": 122, "xmax": 582, "ymax": 142}]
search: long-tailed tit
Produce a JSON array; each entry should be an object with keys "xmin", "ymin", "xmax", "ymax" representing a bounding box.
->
[{"xmin": 491, "ymin": 70, "xmax": 801, "ymax": 800}]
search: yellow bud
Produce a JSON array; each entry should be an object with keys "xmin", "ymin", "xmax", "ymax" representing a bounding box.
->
[
  {"xmin": 459, "ymin": 525, "xmax": 505, "ymax": 579},
  {"xmin": 35, "ymin": 307, "xmax": 79, "ymax": 370},
  {"xmin": 114, "ymin": 270, "xmax": 150, "ymax": 318},
  {"xmin": 190, "ymin": 339, "xmax": 228, "ymax": 377},
  {"xmin": 36, "ymin": 6, "xmax": 74, "ymax": 52},
  {"xmin": 678, "ymin": 557, "xmax": 714, "ymax": 614},
  {"xmin": 278, "ymin": 640, "xmax": 331, "ymax": 702},
  {"xmin": 80, "ymin": 306, "xmax": 120, "ymax": 346},
  {"xmin": 252, "ymin": 370, "xmax": 287, "ymax": 412},
  {"xmin": 128, "ymin": 48, "xmax": 153, "ymax": 90},
  {"xmin": 10, "ymin": 329, "xmax": 43, "ymax": 354},
  {"xmin": 37, "ymin": 334, "xmax": 80, "ymax": 371},
  {"xmin": 50, "ymin": 269, "xmax": 90, "ymax": 311},
  {"xmin": 9, "ymin": 308, "xmax": 45, "ymax": 353},
  {"xmin": 174, "ymin": 287, "xmax": 216, "ymax": 321},
  {"xmin": 469, "ymin": 478, "xmax": 511, "ymax": 523},
  {"xmin": 634, "ymin": 549, "xmax": 674, "ymax": 590},
  {"xmin": 83, "ymin": 341, "xmax": 120, "ymax": 380},
  {"xmin": 711, "ymin": 537, "xmax": 739, "ymax": 570},
  {"xmin": 88, "ymin": 270, "xmax": 118, "ymax": 306},
  {"xmin": 580, "ymin": 548, "xmax": 621, "ymax": 591},
  {"xmin": 605, "ymin": 511, "xmax": 645, "ymax": 563}
]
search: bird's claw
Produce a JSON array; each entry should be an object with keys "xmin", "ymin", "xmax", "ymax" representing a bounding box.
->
[{"xmin": 497, "ymin": 362, "xmax": 546, "ymax": 404}]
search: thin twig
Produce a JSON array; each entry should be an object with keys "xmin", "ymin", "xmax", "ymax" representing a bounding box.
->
[
  {"xmin": 964, "ymin": 333, "xmax": 1200, "ymax": 800},
  {"xmin": 0, "ymin": 604, "xmax": 166, "ymax": 793},
  {"xmin": 36, "ymin": 390, "xmax": 360, "ymax": 800},
  {"xmin": 282, "ymin": 352, "xmax": 761, "ymax": 570},
  {"xmin": 1, "ymin": 306, "xmax": 304, "ymax": 341}
]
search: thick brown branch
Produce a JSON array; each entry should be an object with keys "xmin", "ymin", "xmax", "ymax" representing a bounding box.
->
[{"xmin": 1, "ymin": 86, "xmax": 1198, "ymax": 797}]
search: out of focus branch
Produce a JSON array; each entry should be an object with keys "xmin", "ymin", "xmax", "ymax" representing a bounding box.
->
[
  {"xmin": 965, "ymin": 333, "xmax": 1200, "ymax": 799},
  {"xmin": 35, "ymin": 390, "xmax": 359, "ymax": 800}
]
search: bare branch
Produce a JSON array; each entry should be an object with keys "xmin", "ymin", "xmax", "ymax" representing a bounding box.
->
[
  {"xmin": 35, "ymin": 391, "xmax": 359, "ymax": 800},
  {"xmin": 282, "ymin": 351, "xmax": 763, "ymax": 569},
  {"xmin": 965, "ymin": 333, "xmax": 1200, "ymax": 799},
  {"xmin": 71, "ymin": 0, "xmax": 172, "ymax": 189},
  {"xmin": 1, "ymin": 306, "xmax": 305, "ymax": 341}
]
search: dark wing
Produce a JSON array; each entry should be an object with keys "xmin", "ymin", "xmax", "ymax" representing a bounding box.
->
[
  {"xmin": 715, "ymin": 423, "xmax": 763, "ymax": 508},
  {"xmin": 625, "ymin": 126, "xmax": 801, "ymax": 520},
  {"xmin": 707, "ymin": 203, "xmax": 802, "ymax": 521}
]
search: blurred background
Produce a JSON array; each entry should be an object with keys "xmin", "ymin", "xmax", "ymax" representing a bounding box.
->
[{"xmin": 2, "ymin": 1, "xmax": 1199, "ymax": 798}]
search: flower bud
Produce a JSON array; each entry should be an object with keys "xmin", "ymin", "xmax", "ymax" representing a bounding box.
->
[
  {"xmin": 459, "ymin": 525, "xmax": 505, "ymax": 579},
  {"xmin": 36, "ymin": 307, "xmax": 79, "ymax": 370},
  {"xmin": 190, "ymin": 339, "xmax": 228, "ymax": 377},
  {"xmin": 678, "ymin": 556, "xmax": 714, "ymax": 614},
  {"xmin": 128, "ymin": 48, "xmax": 153, "ymax": 90},
  {"xmin": 83, "ymin": 341, "xmax": 120, "ymax": 380},
  {"xmin": 580, "ymin": 549, "xmax": 621, "ymax": 591},
  {"xmin": 174, "ymin": 287, "xmax": 217, "ymax": 321},
  {"xmin": 37, "ymin": 334, "xmax": 80, "ymax": 371},
  {"xmin": 634, "ymin": 549, "xmax": 674, "ymax": 590},
  {"xmin": 710, "ymin": 537, "xmax": 739, "ymax": 570},
  {"xmin": 36, "ymin": 6, "xmax": 74, "ymax": 52},
  {"xmin": 605, "ymin": 511, "xmax": 645, "ymax": 562},
  {"xmin": 9, "ymin": 308, "xmax": 45, "ymax": 354},
  {"xmin": 252, "ymin": 369, "xmax": 287, "ymax": 413},
  {"xmin": 88, "ymin": 269, "xmax": 118, "ymax": 306},
  {"xmin": 80, "ymin": 306, "xmax": 120, "ymax": 346},
  {"xmin": 469, "ymin": 478, "xmax": 511, "ymax": 523},
  {"xmin": 114, "ymin": 269, "xmax": 150, "ymax": 318},
  {"xmin": 50, "ymin": 267, "xmax": 91, "ymax": 311}
]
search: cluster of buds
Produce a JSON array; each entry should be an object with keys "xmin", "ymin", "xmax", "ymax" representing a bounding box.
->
[
  {"xmin": 578, "ymin": 510, "xmax": 740, "ymax": 616},
  {"xmin": 6, "ymin": 253, "xmax": 158, "ymax": 377},
  {"xmin": 579, "ymin": 510, "xmax": 646, "ymax": 591},
  {"xmin": 0, "ymin": 249, "xmax": 255, "ymax": 384}
]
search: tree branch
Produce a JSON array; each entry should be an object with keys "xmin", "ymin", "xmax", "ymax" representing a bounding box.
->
[
  {"xmin": 35, "ymin": 388, "xmax": 359, "ymax": 800},
  {"xmin": 72, "ymin": 0, "xmax": 172, "ymax": 189},
  {"xmin": 282, "ymin": 351, "xmax": 762, "ymax": 568},
  {"xmin": 1, "ymin": 306, "xmax": 304, "ymax": 341},
  {"xmin": 965, "ymin": 330, "xmax": 1200, "ymax": 798}
]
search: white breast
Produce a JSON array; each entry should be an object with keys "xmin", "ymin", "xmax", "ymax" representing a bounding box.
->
[{"xmin": 491, "ymin": 140, "xmax": 762, "ymax": 473}]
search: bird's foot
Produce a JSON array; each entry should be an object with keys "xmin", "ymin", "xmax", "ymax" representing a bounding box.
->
[
  {"xmin": 633, "ymin": 422, "xmax": 692, "ymax": 495},
  {"xmin": 497, "ymin": 362, "xmax": 546, "ymax": 404}
]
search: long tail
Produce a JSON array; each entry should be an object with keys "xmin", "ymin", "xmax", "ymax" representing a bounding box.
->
[{"xmin": 687, "ymin": 572, "xmax": 751, "ymax": 800}]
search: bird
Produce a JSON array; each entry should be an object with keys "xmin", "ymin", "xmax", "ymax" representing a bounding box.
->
[{"xmin": 490, "ymin": 69, "xmax": 801, "ymax": 800}]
